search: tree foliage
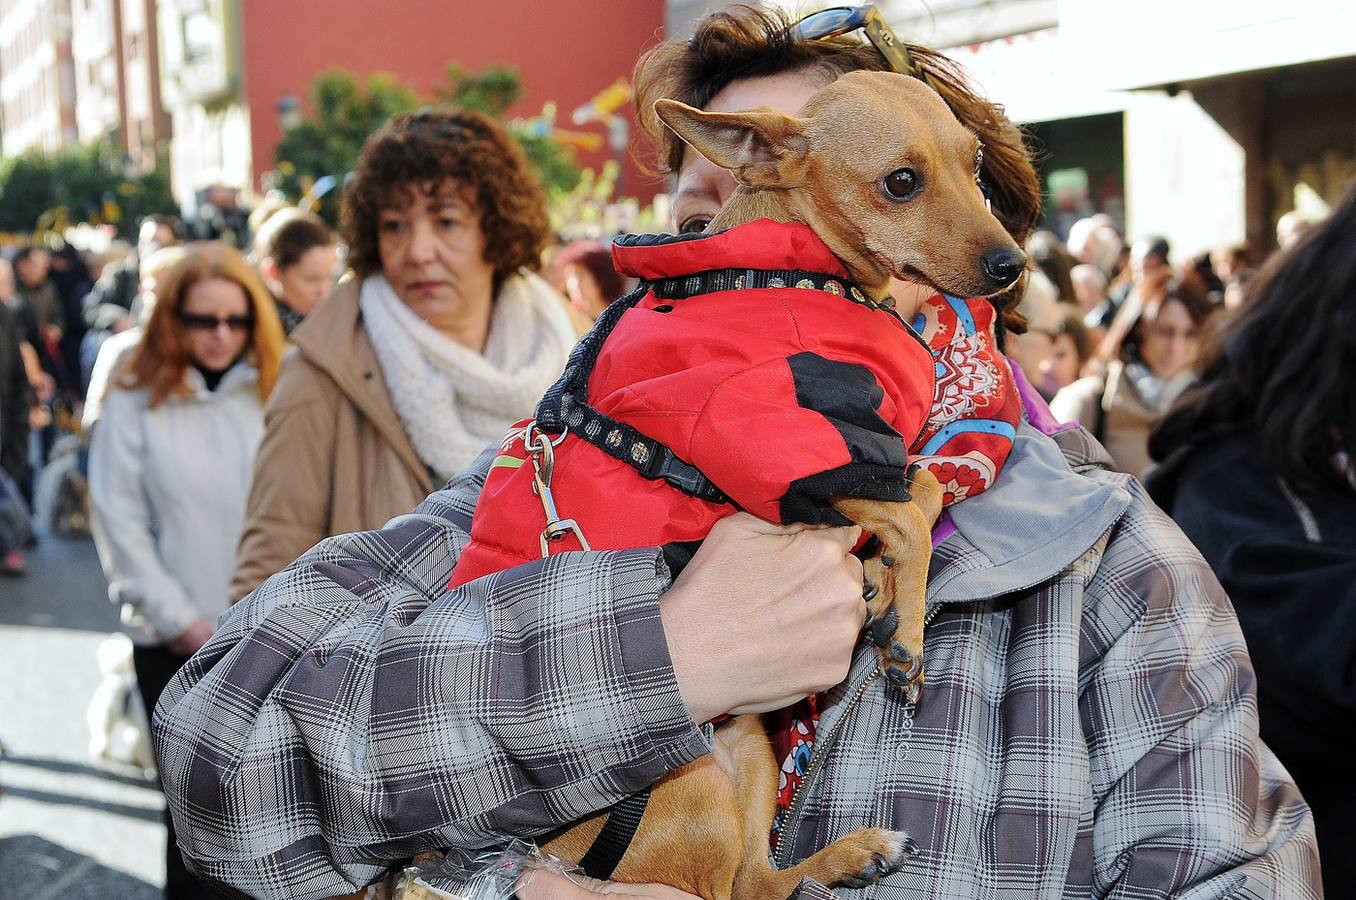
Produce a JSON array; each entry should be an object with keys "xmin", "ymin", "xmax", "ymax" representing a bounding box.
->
[
  {"xmin": 274, "ymin": 64, "xmax": 580, "ymax": 225},
  {"xmin": 0, "ymin": 142, "xmax": 177, "ymax": 236}
]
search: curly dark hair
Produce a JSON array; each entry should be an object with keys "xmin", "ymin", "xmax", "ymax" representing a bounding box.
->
[
  {"xmin": 631, "ymin": 5, "xmax": 1042, "ymax": 335},
  {"xmin": 340, "ymin": 107, "xmax": 549, "ymax": 291}
]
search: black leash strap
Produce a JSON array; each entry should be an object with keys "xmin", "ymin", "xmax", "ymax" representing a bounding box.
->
[{"xmin": 578, "ymin": 788, "xmax": 652, "ymax": 881}]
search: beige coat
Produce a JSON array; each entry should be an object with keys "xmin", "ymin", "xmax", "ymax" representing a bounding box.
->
[
  {"xmin": 1049, "ymin": 360, "xmax": 1193, "ymax": 478},
  {"xmin": 230, "ymin": 281, "xmax": 434, "ymax": 601}
]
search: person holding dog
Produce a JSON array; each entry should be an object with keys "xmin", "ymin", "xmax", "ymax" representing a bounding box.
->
[
  {"xmin": 227, "ymin": 108, "xmax": 581, "ymax": 603},
  {"xmin": 88, "ymin": 242, "xmax": 285, "ymax": 900},
  {"xmin": 151, "ymin": 7, "xmax": 1320, "ymax": 900}
]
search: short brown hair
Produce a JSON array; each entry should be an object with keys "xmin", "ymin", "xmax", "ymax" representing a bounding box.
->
[
  {"xmin": 121, "ymin": 242, "xmax": 285, "ymax": 408},
  {"xmin": 340, "ymin": 108, "xmax": 550, "ymax": 290},
  {"xmin": 631, "ymin": 5, "xmax": 1041, "ymax": 332},
  {"xmin": 255, "ymin": 208, "xmax": 334, "ymax": 270}
]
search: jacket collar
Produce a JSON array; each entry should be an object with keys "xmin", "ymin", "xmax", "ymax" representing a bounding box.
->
[
  {"xmin": 611, "ymin": 220, "xmax": 849, "ymax": 281},
  {"xmin": 291, "ymin": 278, "xmax": 434, "ymax": 493},
  {"xmin": 926, "ymin": 420, "xmax": 1132, "ymax": 605},
  {"xmin": 182, "ymin": 360, "xmax": 257, "ymax": 399}
]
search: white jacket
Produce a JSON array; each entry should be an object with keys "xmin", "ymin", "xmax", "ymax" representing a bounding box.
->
[{"xmin": 89, "ymin": 363, "xmax": 264, "ymax": 644}]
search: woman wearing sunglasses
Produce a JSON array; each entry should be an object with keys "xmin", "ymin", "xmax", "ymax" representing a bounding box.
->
[
  {"xmin": 151, "ymin": 7, "xmax": 1318, "ymax": 900},
  {"xmin": 88, "ymin": 241, "xmax": 284, "ymax": 900}
]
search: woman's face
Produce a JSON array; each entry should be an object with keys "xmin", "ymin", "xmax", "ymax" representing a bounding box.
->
[
  {"xmin": 1139, "ymin": 298, "xmax": 1199, "ymax": 380},
  {"xmin": 1040, "ymin": 332, "xmax": 1082, "ymax": 394},
  {"xmin": 378, "ymin": 182, "xmax": 494, "ymax": 334},
  {"xmin": 273, "ymin": 244, "xmax": 339, "ymax": 315},
  {"xmin": 180, "ymin": 277, "xmax": 251, "ymax": 372},
  {"xmin": 671, "ymin": 71, "xmax": 937, "ymax": 316}
]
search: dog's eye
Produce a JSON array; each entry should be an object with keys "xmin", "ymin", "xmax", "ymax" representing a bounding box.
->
[
  {"xmin": 883, "ymin": 168, "xmax": 920, "ymax": 200},
  {"xmin": 974, "ymin": 146, "xmax": 984, "ymax": 177}
]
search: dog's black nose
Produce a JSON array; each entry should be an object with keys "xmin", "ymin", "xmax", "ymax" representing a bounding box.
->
[{"xmin": 981, "ymin": 248, "xmax": 1026, "ymax": 289}]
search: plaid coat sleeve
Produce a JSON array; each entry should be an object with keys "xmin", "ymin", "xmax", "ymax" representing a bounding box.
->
[
  {"xmin": 151, "ymin": 449, "xmax": 711, "ymax": 900},
  {"xmin": 1078, "ymin": 480, "xmax": 1322, "ymax": 898}
]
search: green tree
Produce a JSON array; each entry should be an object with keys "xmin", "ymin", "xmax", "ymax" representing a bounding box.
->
[
  {"xmin": 435, "ymin": 63, "xmax": 581, "ymax": 197},
  {"xmin": 435, "ymin": 63, "xmax": 521, "ymax": 116},
  {"xmin": 273, "ymin": 63, "xmax": 581, "ymax": 225},
  {"xmin": 274, "ymin": 71, "xmax": 420, "ymax": 224},
  {"xmin": 0, "ymin": 142, "xmax": 177, "ymax": 236}
]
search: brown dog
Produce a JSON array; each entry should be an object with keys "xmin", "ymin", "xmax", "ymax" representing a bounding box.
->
[{"xmin": 526, "ymin": 71, "xmax": 1026, "ymax": 898}]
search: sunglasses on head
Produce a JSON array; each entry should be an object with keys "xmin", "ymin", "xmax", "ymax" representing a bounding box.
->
[
  {"xmin": 179, "ymin": 311, "xmax": 254, "ymax": 333},
  {"xmin": 790, "ymin": 5, "xmax": 936, "ymax": 90}
]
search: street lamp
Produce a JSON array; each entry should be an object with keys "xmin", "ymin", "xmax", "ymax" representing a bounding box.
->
[{"xmin": 276, "ymin": 92, "xmax": 302, "ymax": 131}]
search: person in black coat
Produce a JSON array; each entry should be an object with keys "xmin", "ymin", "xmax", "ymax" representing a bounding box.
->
[{"xmin": 1146, "ymin": 180, "xmax": 1356, "ymax": 899}]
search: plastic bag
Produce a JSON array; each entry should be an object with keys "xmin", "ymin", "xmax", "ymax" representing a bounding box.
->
[{"xmin": 391, "ymin": 840, "xmax": 580, "ymax": 900}]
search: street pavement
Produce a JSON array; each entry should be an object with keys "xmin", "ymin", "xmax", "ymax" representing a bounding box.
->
[{"xmin": 0, "ymin": 529, "xmax": 163, "ymax": 898}]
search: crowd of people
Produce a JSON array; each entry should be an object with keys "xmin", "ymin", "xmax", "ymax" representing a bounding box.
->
[{"xmin": 0, "ymin": 6, "xmax": 1348, "ymax": 898}]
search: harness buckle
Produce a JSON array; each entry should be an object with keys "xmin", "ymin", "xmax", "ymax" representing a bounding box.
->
[{"xmin": 655, "ymin": 453, "xmax": 711, "ymax": 497}]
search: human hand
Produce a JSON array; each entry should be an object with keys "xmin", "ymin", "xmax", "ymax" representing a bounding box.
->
[
  {"xmin": 659, "ymin": 512, "xmax": 866, "ymax": 722},
  {"xmin": 169, "ymin": 618, "xmax": 215, "ymax": 656},
  {"xmin": 516, "ymin": 869, "xmax": 702, "ymax": 898},
  {"xmin": 27, "ymin": 403, "xmax": 51, "ymax": 430},
  {"xmin": 41, "ymin": 322, "xmax": 62, "ymax": 345}
]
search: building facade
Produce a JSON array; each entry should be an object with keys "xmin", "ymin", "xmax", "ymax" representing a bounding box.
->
[
  {"xmin": 154, "ymin": 0, "xmax": 666, "ymax": 207},
  {"xmin": 70, "ymin": 0, "xmax": 126, "ymax": 147},
  {"xmin": 120, "ymin": 0, "xmax": 171, "ymax": 171},
  {"xmin": 0, "ymin": 0, "xmax": 79, "ymax": 155}
]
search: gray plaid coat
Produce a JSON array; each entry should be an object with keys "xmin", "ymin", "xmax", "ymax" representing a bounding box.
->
[{"xmin": 153, "ymin": 422, "xmax": 1322, "ymax": 899}]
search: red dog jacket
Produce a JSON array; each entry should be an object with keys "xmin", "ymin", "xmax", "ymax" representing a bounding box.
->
[{"xmin": 450, "ymin": 219, "xmax": 1019, "ymax": 588}]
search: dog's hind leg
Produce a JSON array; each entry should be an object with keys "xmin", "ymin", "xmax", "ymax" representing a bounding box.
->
[{"xmin": 832, "ymin": 466, "xmax": 944, "ymax": 702}]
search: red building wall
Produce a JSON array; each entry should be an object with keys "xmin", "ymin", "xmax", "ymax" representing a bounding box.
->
[{"xmin": 238, "ymin": 0, "xmax": 666, "ymax": 200}]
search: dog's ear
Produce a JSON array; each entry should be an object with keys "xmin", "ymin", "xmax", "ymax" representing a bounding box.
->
[{"xmin": 654, "ymin": 99, "xmax": 808, "ymax": 189}]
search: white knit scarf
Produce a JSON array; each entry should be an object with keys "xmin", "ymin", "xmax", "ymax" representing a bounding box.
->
[{"xmin": 359, "ymin": 271, "xmax": 576, "ymax": 481}]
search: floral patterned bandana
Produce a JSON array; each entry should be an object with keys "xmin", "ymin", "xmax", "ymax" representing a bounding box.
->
[{"xmin": 770, "ymin": 292, "xmax": 1020, "ymax": 846}]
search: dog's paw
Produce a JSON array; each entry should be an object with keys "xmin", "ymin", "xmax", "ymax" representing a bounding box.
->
[
  {"xmin": 833, "ymin": 828, "xmax": 921, "ymax": 889},
  {"xmin": 881, "ymin": 642, "xmax": 924, "ymax": 704}
]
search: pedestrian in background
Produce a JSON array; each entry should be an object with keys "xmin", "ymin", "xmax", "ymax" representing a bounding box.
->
[
  {"xmin": 1037, "ymin": 305, "xmax": 1093, "ymax": 398},
  {"xmin": 556, "ymin": 239, "xmax": 626, "ymax": 321},
  {"xmin": 82, "ymin": 246, "xmax": 188, "ymax": 431},
  {"xmin": 88, "ymin": 242, "xmax": 283, "ymax": 899},
  {"xmin": 251, "ymin": 207, "xmax": 340, "ymax": 335},
  {"xmin": 1147, "ymin": 180, "xmax": 1356, "ymax": 898},
  {"xmin": 230, "ymin": 107, "xmax": 579, "ymax": 601},
  {"xmin": 0, "ymin": 260, "xmax": 35, "ymax": 575},
  {"xmin": 82, "ymin": 216, "xmax": 181, "ymax": 386},
  {"xmin": 1051, "ymin": 272, "xmax": 1214, "ymax": 475}
]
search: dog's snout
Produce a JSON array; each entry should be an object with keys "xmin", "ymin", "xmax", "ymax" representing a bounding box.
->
[{"xmin": 980, "ymin": 248, "xmax": 1026, "ymax": 289}]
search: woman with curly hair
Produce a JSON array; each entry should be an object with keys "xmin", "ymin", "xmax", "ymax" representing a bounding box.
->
[
  {"xmin": 87, "ymin": 241, "xmax": 284, "ymax": 899},
  {"xmin": 230, "ymin": 108, "xmax": 578, "ymax": 599}
]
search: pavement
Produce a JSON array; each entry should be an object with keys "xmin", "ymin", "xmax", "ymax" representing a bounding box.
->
[{"xmin": 0, "ymin": 528, "xmax": 163, "ymax": 898}]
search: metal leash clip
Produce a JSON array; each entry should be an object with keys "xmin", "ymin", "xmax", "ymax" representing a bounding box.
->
[{"xmin": 523, "ymin": 421, "xmax": 591, "ymax": 556}]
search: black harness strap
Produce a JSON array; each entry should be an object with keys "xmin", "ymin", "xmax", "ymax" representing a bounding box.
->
[
  {"xmin": 578, "ymin": 788, "xmax": 652, "ymax": 881},
  {"xmin": 533, "ymin": 264, "xmax": 918, "ymax": 508}
]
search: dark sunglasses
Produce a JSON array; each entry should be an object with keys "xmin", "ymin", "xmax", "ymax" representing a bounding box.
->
[
  {"xmin": 790, "ymin": 5, "xmax": 935, "ymax": 91},
  {"xmin": 179, "ymin": 311, "xmax": 254, "ymax": 332}
]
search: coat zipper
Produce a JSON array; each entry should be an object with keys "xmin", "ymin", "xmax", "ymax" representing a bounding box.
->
[
  {"xmin": 774, "ymin": 527, "xmax": 1119, "ymax": 868},
  {"xmin": 775, "ymin": 603, "xmax": 944, "ymax": 867}
]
